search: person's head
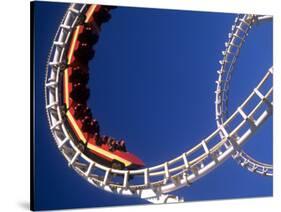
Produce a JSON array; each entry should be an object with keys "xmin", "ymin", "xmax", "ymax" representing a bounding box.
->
[
  {"xmin": 74, "ymin": 104, "xmax": 83, "ymax": 115},
  {"xmin": 75, "ymin": 103, "xmax": 82, "ymax": 109},
  {"xmin": 85, "ymin": 106, "xmax": 90, "ymax": 112},
  {"xmin": 120, "ymin": 140, "xmax": 125, "ymax": 146},
  {"xmin": 82, "ymin": 117, "xmax": 90, "ymax": 126},
  {"xmin": 93, "ymin": 133, "xmax": 98, "ymax": 138}
]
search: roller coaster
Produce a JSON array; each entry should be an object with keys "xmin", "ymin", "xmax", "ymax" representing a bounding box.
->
[{"xmin": 45, "ymin": 3, "xmax": 273, "ymax": 203}]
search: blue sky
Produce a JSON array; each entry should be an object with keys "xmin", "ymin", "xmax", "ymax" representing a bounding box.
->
[{"xmin": 34, "ymin": 1, "xmax": 273, "ymax": 210}]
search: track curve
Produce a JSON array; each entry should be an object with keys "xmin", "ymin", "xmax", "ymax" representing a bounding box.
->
[
  {"xmin": 45, "ymin": 4, "xmax": 273, "ymax": 202},
  {"xmin": 215, "ymin": 14, "xmax": 273, "ymax": 176}
]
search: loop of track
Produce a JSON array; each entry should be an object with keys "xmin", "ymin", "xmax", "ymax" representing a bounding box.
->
[
  {"xmin": 45, "ymin": 4, "xmax": 273, "ymax": 202},
  {"xmin": 215, "ymin": 14, "xmax": 273, "ymax": 176}
]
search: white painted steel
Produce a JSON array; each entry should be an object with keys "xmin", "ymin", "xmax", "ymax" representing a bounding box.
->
[
  {"xmin": 45, "ymin": 5, "xmax": 273, "ymax": 203},
  {"xmin": 215, "ymin": 14, "xmax": 273, "ymax": 176}
]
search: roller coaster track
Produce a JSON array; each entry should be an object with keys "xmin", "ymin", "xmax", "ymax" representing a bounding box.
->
[
  {"xmin": 215, "ymin": 14, "xmax": 273, "ymax": 176},
  {"xmin": 45, "ymin": 4, "xmax": 273, "ymax": 203}
]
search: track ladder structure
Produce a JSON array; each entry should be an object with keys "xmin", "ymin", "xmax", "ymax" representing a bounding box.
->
[{"xmin": 45, "ymin": 4, "xmax": 273, "ymax": 203}]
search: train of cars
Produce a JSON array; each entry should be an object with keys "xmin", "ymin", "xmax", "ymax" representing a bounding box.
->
[{"xmin": 61, "ymin": 5, "xmax": 144, "ymax": 170}]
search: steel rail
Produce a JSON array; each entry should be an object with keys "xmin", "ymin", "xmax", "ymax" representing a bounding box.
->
[
  {"xmin": 215, "ymin": 14, "xmax": 273, "ymax": 176},
  {"xmin": 45, "ymin": 5, "xmax": 273, "ymax": 203}
]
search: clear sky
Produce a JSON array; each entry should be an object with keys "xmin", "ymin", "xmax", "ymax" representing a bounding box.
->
[{"xmin": 34, "ymin": 1, "xmax": 273, "ymax": 210}]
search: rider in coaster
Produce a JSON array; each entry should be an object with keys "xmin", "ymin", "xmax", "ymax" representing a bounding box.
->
[
  {"xmin": 93, "ymin": 133, "xmax": 101, "ymax": 146},
  {"xmin": 70, "ymin": 83, "xmax": 90, "ymax": 104},
  {"xmin": 118, "ymin": 139, "xmax": 127, "ymax": 152},
  {"xmin": 81, "ymin": 116, "xmax": 92, "ymax": 133},
  {"xmin": 69, "ymin": 69, "xmax": 89, "ymax": 85},
  {"xmin": 109, "ymin": 138, "xmax": 117, "ymax": 152},
  {"xmin": 74, "ymin": 103, "xmax": 91, "ymax": 120},
  {"xmin": 92, "ymin": 119, "xmax": 100, "ymax": 136}
]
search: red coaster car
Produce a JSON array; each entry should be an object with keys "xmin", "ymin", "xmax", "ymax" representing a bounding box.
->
[{"xmin": 62, "ymin": 5, "xmax": 144, "ymax": 170}]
